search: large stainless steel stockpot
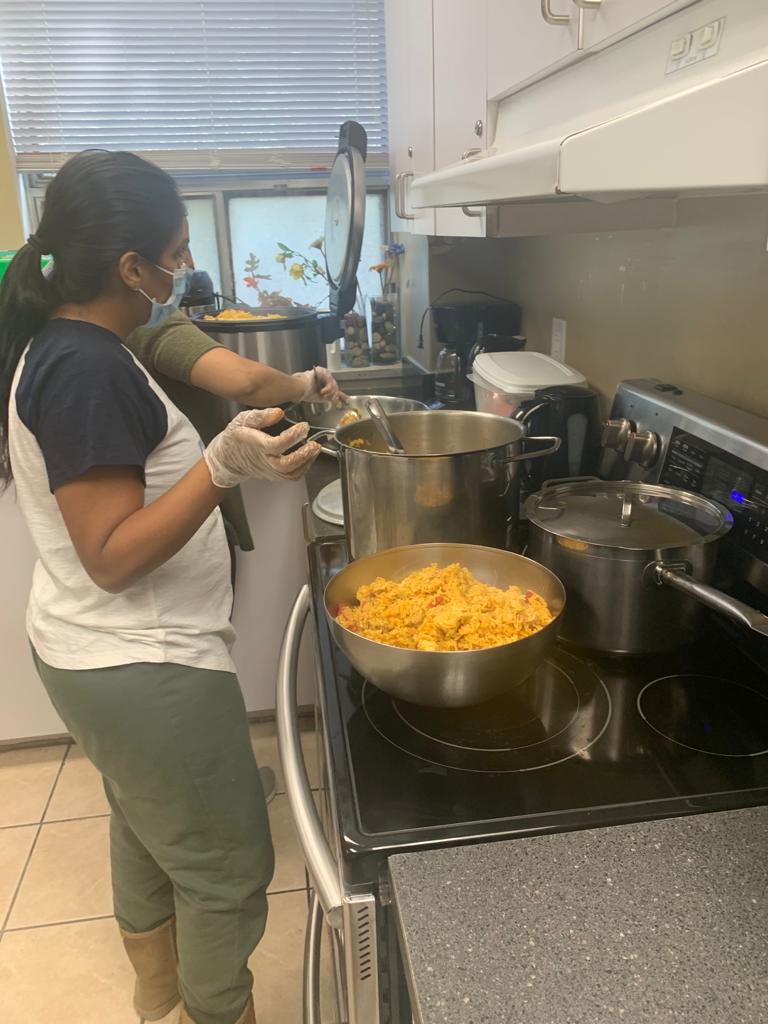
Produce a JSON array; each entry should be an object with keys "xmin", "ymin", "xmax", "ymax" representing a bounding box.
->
[
  {"xmin": 526, "ymin": 479, "xmax": 768, "ymax": 654},
  {"xmin": 194, "ymin": 306, "xmax": 328, "ymax": 376},
  {"xmin": 324, "ymin": 542, "xmax": 565, "ymax": 708},
  {"xmin": 325, "ymin": 410, "xmax": 561, "ymax": 559}
]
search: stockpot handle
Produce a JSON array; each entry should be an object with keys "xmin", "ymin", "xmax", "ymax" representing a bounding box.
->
[
  {"xmin": 652, "ymin": 563, "xmax": 768, "ymax": 638},
  {"xmin": 540, "ymin": 475, "xmax": 600, "ymax": 490},
  {"xmin": 286, "ymin": 428, "xmax": 336, "ymax": 457},
  {"xmin": 277, "ymin": 586, "xmax": 344, "ymax": 926},
  {"xmin": 499, "ymin": 435, "xmax": 562, "ymax": 464},
  {"xmin": 316, "ymin": 429, "xmax": 341, "ymax": 459}
]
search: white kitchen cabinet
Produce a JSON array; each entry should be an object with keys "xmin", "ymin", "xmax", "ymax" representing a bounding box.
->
[
  {"xmin": 581, "ymin": 0, "xmax": 697, "ymax": 49},
  {"xmin": 227, "ymin": 477, "xmax": 315, "ymax": 712},
  {"xmin": 487, "ymin": 0, "xmax": 581, "ymax": 100},
  {"xmin": 0, "ymin": 491, "xmax": 65, "ymax": 742},
  {"xmin": 433, "ymin": 0, "xmax": 488, "ymax": 237},
  {"xmin": 385, "ymin": 0, "xmax": 436, "ymax": 235}
]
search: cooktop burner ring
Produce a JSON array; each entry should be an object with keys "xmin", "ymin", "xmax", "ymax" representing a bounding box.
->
[
  {"xmin": 361, "ymin": 654, "xmax": 613, "ymax": 774},
  {"xmin": 637, "ymin": 674, "xmax": 768, "ymax": 759},
  {"xmin": 392, "ymin": 659, "xmax": 582, "ymax": 754}
]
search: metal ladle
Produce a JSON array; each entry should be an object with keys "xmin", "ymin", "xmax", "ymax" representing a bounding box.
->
[{"xmin": 366, "ymin": 398, "xmax": 407, "ymax": 454}]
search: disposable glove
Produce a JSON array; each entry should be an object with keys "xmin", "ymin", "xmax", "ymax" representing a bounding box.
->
[
  {"xmin": 294, "ymin": 366, "xmax": 345, "ymax": 404},
  {"xmin": 204, "ymin": 408, "xmax": 320, "ymax": 488}
]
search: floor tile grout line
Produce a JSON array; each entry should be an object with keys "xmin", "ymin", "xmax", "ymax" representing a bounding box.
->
[
  {"xmin": 43, "ymin": 812, "xmax": 111, "ymax": 825},
  {"xmin": 2, "ymin": 885, "xmax": 310, "ymax": 935},
  {"xmin": 267, "ymin": 885, "xmax": 312, "ymax": 897},
  {"xmin": 0, "ymin": 743, "xmax": 73, "ymax": 936},
  {"xmin": 3, "ymin": 912, "xmax": 115, "ymax": 934},
  {"xmin": 0, "ymin": 810, "xmax": 112, "ymax": 831}
]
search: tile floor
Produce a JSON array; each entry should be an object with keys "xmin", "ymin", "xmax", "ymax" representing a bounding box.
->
[{"xmin": 0, "ymin": 720, "xmax": 337, "ymax": 1023}]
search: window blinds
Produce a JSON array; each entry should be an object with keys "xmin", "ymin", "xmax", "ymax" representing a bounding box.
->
[{"xmin": 0, "ymin": 0, "xmax": 388, "ymax": 172}]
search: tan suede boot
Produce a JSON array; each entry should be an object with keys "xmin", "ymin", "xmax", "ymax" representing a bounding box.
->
[
  {"xmin": 121, "ymin": 916, "xmax": 180, "ymax": 1021},
  {"xmin": 178, "ymin": 996, "xmax": 255, "ymax": 1024}
]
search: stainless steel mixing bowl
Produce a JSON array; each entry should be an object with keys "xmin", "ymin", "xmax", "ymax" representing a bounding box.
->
[{"xmin": 324, "ymin": 542, "xmax": 565, "ymax": 708}]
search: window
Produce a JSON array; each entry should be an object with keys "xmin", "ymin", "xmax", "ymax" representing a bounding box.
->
[
  {"xmin": 228, "ymin": 192, "xmax": 386, "ymax": 309},
  {"xmin": 0, "ymin": 0, "xmax": 388, "ymax": 174},
  {"xmin": 8, "ymin": 1, "xmax": 391, "ymax": 325},
  {"xmin": 185, "ymin": 198, "xmax": 222, "ymax": 295}
]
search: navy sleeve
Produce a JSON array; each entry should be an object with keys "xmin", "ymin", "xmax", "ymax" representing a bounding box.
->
[{"xmin": 16, "ymin": 326, "xmax": 168, "ymax": 492}]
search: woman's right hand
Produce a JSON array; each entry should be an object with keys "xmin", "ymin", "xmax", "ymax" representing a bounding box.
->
[{"xmin": 204, "ymin": 408, "xmax": 320, "ymax": 488}]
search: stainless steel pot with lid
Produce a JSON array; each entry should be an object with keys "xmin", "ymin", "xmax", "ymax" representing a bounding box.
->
[
  {"xmin": 526, "ymin": 479, "xmax": 768, "ymax": 653},
  {"xmin": 194, "ymin": 121, "xmax": 367, "ymax": 375}
]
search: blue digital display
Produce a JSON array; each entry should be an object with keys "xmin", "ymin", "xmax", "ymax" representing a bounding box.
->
[{"xmin": 731, "ymin": 490, "xmax": 746, "ymax": 504}]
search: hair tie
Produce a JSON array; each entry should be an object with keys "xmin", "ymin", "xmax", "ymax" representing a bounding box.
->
[{"xmin": 27, "ymin": 233, "xmax": 49, "ymax": 255}]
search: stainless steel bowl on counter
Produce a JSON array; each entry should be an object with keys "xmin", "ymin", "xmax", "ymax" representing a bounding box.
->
[
  {"xmin": 325, "ymin": 410, "xmax": 561, "ymax": 559},
  {"xmin": 526, "ymin": 478, "xmax": 768, "ymax": 654},
  {"xmin": 283, "ymin": 394, "xmax": 427, "ymax": 434},
  {"xmin": 324, "ymin": 542, "xmax": 566, "ymax": 708}
]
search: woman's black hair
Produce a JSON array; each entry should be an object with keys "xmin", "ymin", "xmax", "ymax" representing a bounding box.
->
[{"xmin": 0, "ymin": 150, "xmax": 185, "ymax": 485}]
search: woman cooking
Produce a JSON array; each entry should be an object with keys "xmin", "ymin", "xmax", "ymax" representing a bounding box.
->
[{"xmin": 0, "ymin": 150, "xmax": 329, "ymax": 1024}]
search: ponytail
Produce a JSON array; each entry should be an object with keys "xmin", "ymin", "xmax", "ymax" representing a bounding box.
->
[
  {"xmin": 0, "ymin": 150, "xmax": 185, "ymax": 487},
  {"xmin": 0, "ymin": 240, "xmax": 56, "ymax": 486}
]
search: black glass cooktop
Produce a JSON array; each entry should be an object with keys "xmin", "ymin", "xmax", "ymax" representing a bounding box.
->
[{"xmin": 309, "ymin": 541, "xmax": 768, "ymax": 866}]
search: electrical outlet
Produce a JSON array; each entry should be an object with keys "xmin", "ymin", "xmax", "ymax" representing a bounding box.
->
[{"xmin": 551, "ymin": 318, "xmax": 567, "ymax": 363}]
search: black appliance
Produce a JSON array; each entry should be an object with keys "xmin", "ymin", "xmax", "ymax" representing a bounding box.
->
[
  {"xmin": 515, "ymin": 384, "xmax": 602, "ymax": 493},
  {"xmin": 429, "ymin": 293, "xmax": 522, "ymax": 408},
  {"xmin": 280, "ymin": 380, "xmax": 768, "ymax": 1023},
  {"xmin": 180, "ymin": 270, "xmax": 216, "ymax": 317}
]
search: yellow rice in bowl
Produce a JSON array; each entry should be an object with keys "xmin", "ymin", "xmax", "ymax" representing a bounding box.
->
[{"xmin": 335, "ymin": 563, "xmax": 553, "ymax": 652}]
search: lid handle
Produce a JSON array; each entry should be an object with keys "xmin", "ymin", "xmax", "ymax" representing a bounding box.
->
[{"xmin": 620, "ymin": 491, "xmax": 633, "ymax": 528}]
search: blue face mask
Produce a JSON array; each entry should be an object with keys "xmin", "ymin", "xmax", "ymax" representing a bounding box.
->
[{"xmin": 139, "ymin": 264, "xmax": 192, "ymax": 329}]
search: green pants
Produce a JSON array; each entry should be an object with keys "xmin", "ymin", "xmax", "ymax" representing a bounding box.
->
[{"xmin": 33, "ymin": 652, "xmax": 274, "ymax": 1024}]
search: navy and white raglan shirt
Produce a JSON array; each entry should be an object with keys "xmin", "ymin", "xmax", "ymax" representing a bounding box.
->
[{"xmin": 8, "ymin": 319, "xmax": 236, "ymax": 672}]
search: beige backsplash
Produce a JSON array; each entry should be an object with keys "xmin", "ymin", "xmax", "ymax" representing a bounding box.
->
[{"xmin": 424, "ymin": 196, "xmax": 768, "ymax": 418}]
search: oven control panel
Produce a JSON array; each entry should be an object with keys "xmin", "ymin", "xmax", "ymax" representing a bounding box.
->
[{"xmin": 661, "ymin": 428, "xmax": 768, "ymax": 558}]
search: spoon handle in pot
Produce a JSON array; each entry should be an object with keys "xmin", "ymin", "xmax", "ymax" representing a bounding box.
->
[
  {"xmin": 653, "ymin": 563, "xmax": 768, "ymax": 638},
  {"xmin": 366, "ymin": 398, "xmax": 407, "ymax": 455}
]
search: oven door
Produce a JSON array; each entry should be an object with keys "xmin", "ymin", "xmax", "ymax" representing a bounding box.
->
[{"xmin": 277, "ymin": 585, "xmax": 382, "ymax": 1024}]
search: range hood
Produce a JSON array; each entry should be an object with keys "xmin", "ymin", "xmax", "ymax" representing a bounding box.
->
[{"xmin": 411, "ymin": 0, "xmax": 768, "ymax": 210}]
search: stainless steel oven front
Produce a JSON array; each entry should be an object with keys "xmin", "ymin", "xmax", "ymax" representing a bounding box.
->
[{"xmin": 277, "ymin": 586, "xmax": 411, "ymax": 1024}]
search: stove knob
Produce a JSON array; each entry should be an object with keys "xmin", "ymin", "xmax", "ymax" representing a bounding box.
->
[
  {"xmin": 624, "ymin": 429, "xmax": 660, "ymax": 469},
  {"xmin": 601, "ymin": 418, "xmax": 633, "ymax": 451}
]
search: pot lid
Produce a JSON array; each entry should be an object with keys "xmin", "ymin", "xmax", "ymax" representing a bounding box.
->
[
  {"xmin": 192, "ymin": 304, "xmax": 318, "ymax": 333},
  {"xmin": 525, "ymin": 480, "xmax": 732, "ymax": 551},
  {"xmin": 324, "ymin": 121, "xmax": 367, "ymax": 322},
  {"xmin": 473, "ymin": 351, "xmax": 587, "ymax": 397}
]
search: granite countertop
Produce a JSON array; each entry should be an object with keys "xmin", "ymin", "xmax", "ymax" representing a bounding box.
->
[{"xmin": 389, "ymin": 806, "xmax": 768, "ymax": 1024}]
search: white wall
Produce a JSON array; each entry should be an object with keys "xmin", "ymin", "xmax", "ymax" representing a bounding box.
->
[{"xmin": 427, "ymin": 197, "xmax": 768, "ymax": 418}]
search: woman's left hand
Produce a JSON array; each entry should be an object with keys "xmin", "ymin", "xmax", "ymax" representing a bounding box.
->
[{"xmin": 294, "ymin": 366, "xmax": 345, "ymax": 405}]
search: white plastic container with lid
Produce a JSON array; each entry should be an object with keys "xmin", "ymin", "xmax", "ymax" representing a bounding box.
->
[{"xmin": 470, "ymin": 351, "xmax": 588, "ymax": 417}]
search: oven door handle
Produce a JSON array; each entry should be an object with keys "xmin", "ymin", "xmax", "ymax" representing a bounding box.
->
[
  {"xmin": 303, "ymin": 892, "xmax": 324, "ymax": 1024},
  {"xmin": 277, "ymin": 585, "xmax": 344, "ymax": 927}
]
